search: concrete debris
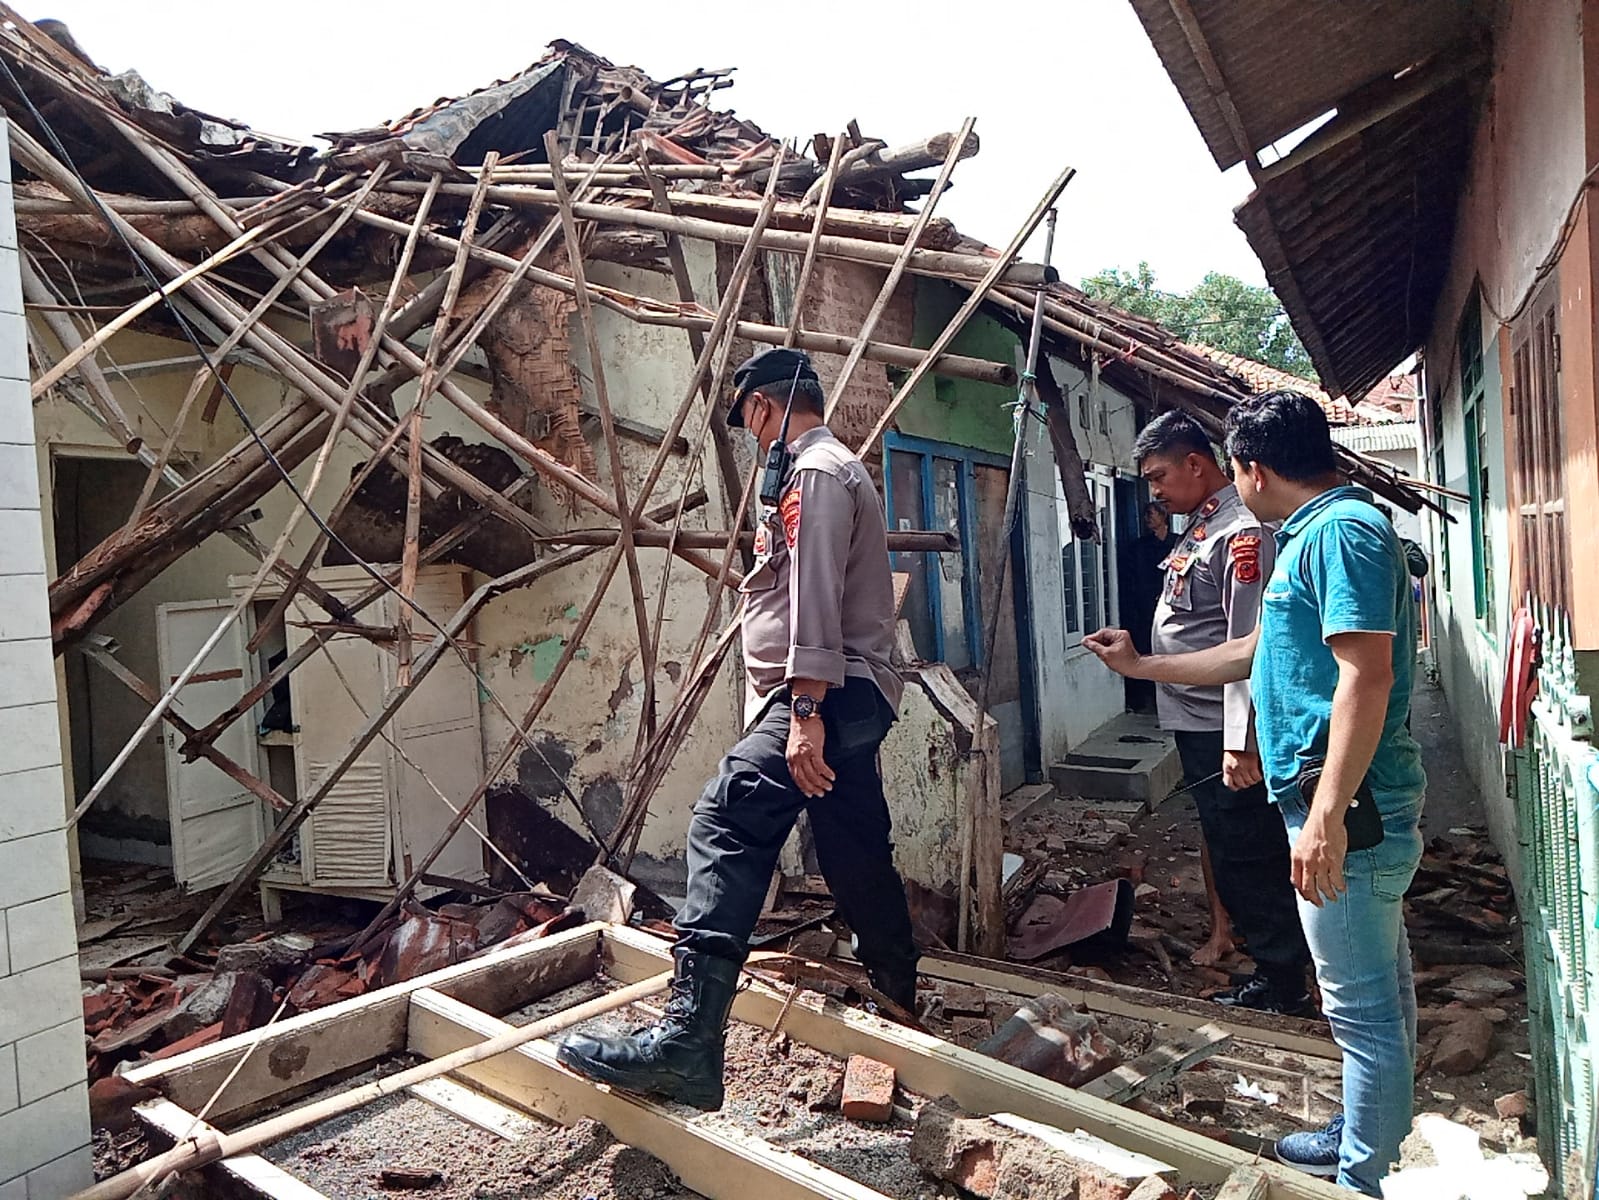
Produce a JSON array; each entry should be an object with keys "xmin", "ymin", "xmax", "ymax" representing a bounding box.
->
[
  {"xmin": 911, "ymin": 1098, "xmax": 1175, "ymax": 1200},
  {"xmin": 1492, "ymin": 1090, "xmax": 1530, "ymax": 1122},
  {"xmin": 568, "ymin": 865, "xmax": 638, "ymax": 925},
  {"xmin": 1430, "ymin": 1010, "xmax": 1495, "ymax": 1076},
  {"xmin": 213, "ymin": 931, "xmax": 315, "ymax": 975},
  {"xmin": 1126, "ymin": 1178, "xmax": 1180, "ymax": 1200},
  {"xmin": 840, "ymin": 1054, "xmax": 896, "ymax": 1122},
  {"xmin": 975, "ymin": 992, "xmax": 1121, "ymax": 1087}
]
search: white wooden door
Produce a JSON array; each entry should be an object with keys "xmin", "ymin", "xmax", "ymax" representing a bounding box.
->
[{"xmin": 157, "ymin": 600, "xmax": 265, "ymax": 892}]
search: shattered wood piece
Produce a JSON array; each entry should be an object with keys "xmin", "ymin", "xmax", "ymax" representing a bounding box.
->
[
  {"xmin": 781, "ymin": 874, "xmax": 832, "ymax": 899},
  {"xmin": 379, "ymin": 1167, "xmax": 445, "ymax": 1189},
  {"xmin": 1178, "ymin": 1071, "xmax": 1231, "ymax": 1117},
  {"xmin": 1081, "ymin": 1023, "xmax": 1233, "ymax": 1104},
  {"xmin": 1213, "ymin": 1165, "xmax": 1269, "ymax": 1200},
  {"xmin": 975, "ymin": 993, "xmax": 1121, "ymax": 1088},
  {"xmin": 760, "ymin": 870, "xmax": 783, "ymax": 916},
  {"xmin": 941, "ymin": 983, "xmax": 991, "ymax": 1017},
  {"xmin": 840, "ymin": 1054, "xmax": 896, "ymax": 1122},
  {"xmin": 568, "ymin": 866, "xmax": 638, "ymax": 925}
]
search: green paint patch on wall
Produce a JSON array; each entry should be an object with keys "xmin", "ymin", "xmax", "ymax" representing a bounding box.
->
[
  {"xmin": 893, "ymin": 278, "xmax": 1021, "ymax": 456},
  {"xmin": 529, "ymin": 636, "xmax": 566, "ymax": 682},
  {"xmin": 564, "ymin": 604, "xmax": 580, "ymax": 619}
]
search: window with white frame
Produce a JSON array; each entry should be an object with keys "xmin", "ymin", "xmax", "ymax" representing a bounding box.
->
[{"xmin": 1059, "ymin": 470, "xmax": 1116, "ymax": 646}]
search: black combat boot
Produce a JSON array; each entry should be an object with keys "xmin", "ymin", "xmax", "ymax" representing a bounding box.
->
[
  {"xmin": 864, "ymin": 959, "xmax": 919, "ymax": 1017},
  {"xmin": 556, "ymin": 947, "xmax": 741, "ymax": 1110}
]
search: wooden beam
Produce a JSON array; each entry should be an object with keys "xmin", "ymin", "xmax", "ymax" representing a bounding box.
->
[
  {"xmin": 1080, "ymin": 1023, "xmax": 1233, "ymax": 1104},
  {"xmin": 911, "ymin": 950, "xmax": 1339, "ymax": 1060},
  {"xmin": 1163, "ymin": 0, "xmax": 1259, "ymax": 171},
  {"xmin": 124, "ymin": 923, "xmax": 601, "ymax": 1124},
  {"xmin": 599, "ymin": 926, "xmax": 1345, "ymax": 1199},
  {"xmin": 137, "ymin": 1098, "xmax": 332, "ymax": 1200},
  {"xmin": 408, "ymin": 988, "xmax": 896, "ymax": 1200}
]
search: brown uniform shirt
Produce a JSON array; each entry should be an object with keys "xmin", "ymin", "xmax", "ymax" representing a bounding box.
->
[
  {"xmin": 739, "ymin": 426, "xmax": 901, "ymax": 727},
  {"xmin": 1150, "ymin": 483, "xmax": 1273, "ymax": 751}
]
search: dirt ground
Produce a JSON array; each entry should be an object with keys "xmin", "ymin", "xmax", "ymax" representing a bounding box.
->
[{"xmin": 1002, "ymin": 676, "xmax": 1541, "ymax": 1183}]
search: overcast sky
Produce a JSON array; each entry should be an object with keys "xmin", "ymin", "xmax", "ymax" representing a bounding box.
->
[{"xmin": 23, "ymin": 0, "xmax": 1266, "ymax": 291}]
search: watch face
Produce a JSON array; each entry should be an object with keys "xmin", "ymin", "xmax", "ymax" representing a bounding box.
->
[{"xmin": 792, "ymin": 695, "xmax": 818, "ymax": 719}]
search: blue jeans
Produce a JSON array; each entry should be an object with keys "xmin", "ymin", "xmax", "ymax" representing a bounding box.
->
[{"xmin": 1279, "ymin": 791, "xmax": 1423, "ymax": 1195}]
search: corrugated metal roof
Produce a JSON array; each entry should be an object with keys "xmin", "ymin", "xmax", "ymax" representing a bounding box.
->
[
  {"xmin": 1127, "ymin": 0, "xmax": 1479, "ymax": 170},
  {"xmin": 1333, "ymin": 423, "xmax": 1418, "ymax": 453},
  {"xmin": 1234, "ymin": 74, "xmax": 1479, "ymax": 400}
]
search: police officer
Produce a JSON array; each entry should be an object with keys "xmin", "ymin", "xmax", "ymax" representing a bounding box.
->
[
  {"xmin": 1133, "ymin": 411, "xmax": 1313, "ymax": 1014},
  {"xmin": 558, "ymin": 348, "xmax": 919, "ymax": 1110}
]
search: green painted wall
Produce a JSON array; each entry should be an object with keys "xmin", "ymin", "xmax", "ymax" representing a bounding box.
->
[{"xmin": 892, "ymin": 278, "xmax": 1021, "ymax": 455}]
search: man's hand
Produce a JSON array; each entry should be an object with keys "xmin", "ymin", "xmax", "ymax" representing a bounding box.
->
[
  {"xmin": 1291, "ymin": 808, "xmax": 1348, "ymax": 906},
  {"xmin": 787, "ymin": 714, "xmax": 835, "ymax": 798},
  {"xmin": 1222, "ymin": 750, "xmax": 1263, "ymax": 790},
  {"xmin": 1083, "ymin": 627, "xmax": 1142, "ymax": 677}
]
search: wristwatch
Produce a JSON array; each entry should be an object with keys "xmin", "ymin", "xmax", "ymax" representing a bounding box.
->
[{"xmin": 790, "ymin": 693, "xmax": 820, "ymax": 721}]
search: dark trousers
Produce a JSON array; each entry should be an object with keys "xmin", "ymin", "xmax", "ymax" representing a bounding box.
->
[
  {"xmin": 1173, "ymin": 730, "xmax": 1310, "ymax": 978},
  {"xmin": 675, "ymin": 685, "xmax": 918, "ymax": 981}
]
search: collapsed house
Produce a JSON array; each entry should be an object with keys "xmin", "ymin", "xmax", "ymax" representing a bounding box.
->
[{"xmin": 0, "ymin": 7, "xmax": 1447, "ymax": 1198}]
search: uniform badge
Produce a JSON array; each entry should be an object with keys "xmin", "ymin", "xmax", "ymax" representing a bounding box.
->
[
  {"xmin": 1171, "ymin": 576, "xmax": 1186, "ymax": 599},
  {"xmin": 1231, "ymin": 533, "xmax": 1262, "ymax": 584},
  {"xmin": 1191, "ymin": 522, "xmax": 1207, "ymax": 542},
  {"xmin": 1167, "ymin": 553, "xmax": 1190, "ymax": 575},
  {"xmin": 754, "ymin": 524, "xmax": 769, "ymax": 556},
  {"xmin": 1199, "ymin": 496, "xmax": 1221, "ymax": 518},
  {"xmin": 780, "ymin": 488, "xmax": 802, "ymax": 548}
]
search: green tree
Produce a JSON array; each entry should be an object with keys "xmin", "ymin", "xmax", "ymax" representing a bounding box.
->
[{"xmin": 1080, "ymin": 261, "xmax": 1317, "ymax": 382}]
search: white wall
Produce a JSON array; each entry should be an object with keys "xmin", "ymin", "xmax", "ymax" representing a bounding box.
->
[
  {"xmin": 0, "ymin": 120, "xmax": 94, "ymax": 1198},
  {"xmin": 1024, "ymin": 353, "xmax": 1141, "ymax": 768}
]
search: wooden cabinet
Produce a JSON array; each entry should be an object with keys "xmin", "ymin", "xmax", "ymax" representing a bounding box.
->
[{"xmin": 226, "ymin": 565, "xmax": 486, "ymax": 915}]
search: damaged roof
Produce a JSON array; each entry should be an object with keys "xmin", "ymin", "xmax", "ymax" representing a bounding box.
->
[{"xmin": 1125, "ymin": 0, "xmax": 1491, "ymax": 401}]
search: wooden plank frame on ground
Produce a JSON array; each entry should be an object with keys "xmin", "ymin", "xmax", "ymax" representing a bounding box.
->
[{"xmin": 114, "ymin": 922, "xmax": 1346, "ymax": 1200}]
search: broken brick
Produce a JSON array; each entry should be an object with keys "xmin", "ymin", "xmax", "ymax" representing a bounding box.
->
[
  {"xmin": 1432, "ymin": 1011, "xmax": 1495, "ymax": 1075},
  {"xmin": 910, "ymin": 1098, "xmax": 1003, "ymax": 1197},
  {"xmin": 975, "ymin": 993, "xmax": 1120, "ymax": 1087},
  {"xmin": 1127, "ymin": 1179, "xmax": 1180, "ymax": 1200},
  {"xmin": 1494, "ymin": 1090, "xmax": 1530, "ymax": 1121},
  {"xmin": 840, "ymin": 1055, "xmax": 895, "ymax": 1122},
  {"xmin": 951, "ymin": 1016, "xmax": 994, "ymax": 1045}
]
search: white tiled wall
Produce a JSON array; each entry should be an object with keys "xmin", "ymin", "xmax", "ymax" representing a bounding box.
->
[{"xmin": 0, "ymin": 120, "xmax": 91, "ymax": 1198}]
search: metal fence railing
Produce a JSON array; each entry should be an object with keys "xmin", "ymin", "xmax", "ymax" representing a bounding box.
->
[{"xmin": 1512, "ymin": 603, "xmax": 1599, "ymax": 1192}]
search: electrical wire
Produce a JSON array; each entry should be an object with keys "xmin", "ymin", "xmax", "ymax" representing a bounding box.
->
[{"xmin": 0, "ymin": 53, "xmax": 592, "ymax": 817}]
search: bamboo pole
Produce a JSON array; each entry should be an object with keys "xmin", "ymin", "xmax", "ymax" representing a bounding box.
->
[
  {"xmin": 540, "ymin": 528, "xmax": 956, "ymax": 551},
  {"xmin": 122, "ymin": 166, "xmax": 394, "ymax": 533},
  {"xmin": 855, "ymin": 164, "xmax": 1076, "ymax": 455},
  {"xmin": 176, "ymin": 544, "xmax": 599, "ymax": 953},
  {"xmin": 784, "ymin": 131, "xmax": 846, "ymax": 347},
  {"xmin": 67, "ymin": 172, "xmax": 445, "ymax": 829},
  {"xmin": 546, "ymin": 134, "xmax": 658, "ymax": 741},
  {"xmin": 19, "ymin": 254, "xmax": 142, "ymax": 450},
  {"xmin": 79, "ymin": 640, "xmax": 292, "ymax": 814},
  {"xmin": 71, "ymin": 970, "xmax": 677, "ymax": 1200},
  {"xmin": 377, "ymin": 178, "xmax": 1054, "ymax": 286},
  {"xmin": 823, "ymin": 116, "xmax": 974, "ymax": 422},
  {"xmin": 633, "ymin": 147, "xmax": 747, "ymax": 564}
]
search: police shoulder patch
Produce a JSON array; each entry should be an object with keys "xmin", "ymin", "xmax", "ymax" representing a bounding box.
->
[
  {"xmin": 780, "ymin": 487, "xmax": 802, "ymax": 548},
  {"xmin": 1231, "ymin": 532, "xmax": 1261, "ymax": 584}
]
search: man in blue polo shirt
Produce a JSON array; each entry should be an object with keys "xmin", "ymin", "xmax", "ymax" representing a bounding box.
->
[{"xmin": 1085, "ymin": 390, "xmax": 1425, "ymax": 1196}]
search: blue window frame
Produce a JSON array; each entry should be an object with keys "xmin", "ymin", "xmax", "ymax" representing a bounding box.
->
[{"xmin": 882, "ymin": 433, "xmax": 1011, "ymax": 669}]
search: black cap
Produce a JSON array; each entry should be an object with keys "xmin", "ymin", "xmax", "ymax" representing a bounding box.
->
[{"xmin": 727, "ymin": 347, "xmax": 818, "ymax": 428}]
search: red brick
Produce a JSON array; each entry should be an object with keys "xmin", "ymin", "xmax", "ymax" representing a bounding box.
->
[
  {"xmin": 840, "ymin": 1054, "xmax": 896, "ymax": 1122},
  {"xmin": 1127, "ymin": 1178, "xmax": 1180, "ymax": 1200},
  {"xmin": 1432, "ymin": 1010, "xmax": 1495, "ymax": 1075}
]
